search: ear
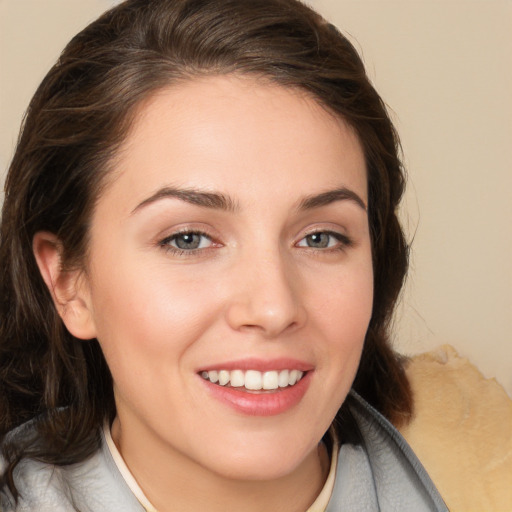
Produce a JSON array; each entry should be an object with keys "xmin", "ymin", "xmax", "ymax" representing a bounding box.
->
[{"xmin": 33, "ymin": 231, "xmax": 97, "ymax": 340}]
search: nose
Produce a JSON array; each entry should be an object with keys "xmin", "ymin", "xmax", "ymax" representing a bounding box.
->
[{"xmin": 224, "ymin": 249, "xmax": 307, "ymax": 338}]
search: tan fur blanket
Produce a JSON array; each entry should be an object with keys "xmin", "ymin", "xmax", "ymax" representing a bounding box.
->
[{"xmin": 399, "ymin": 345, "xmax": 512, "ymax": 511}]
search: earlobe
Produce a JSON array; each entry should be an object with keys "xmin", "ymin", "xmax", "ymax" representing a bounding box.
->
[{"xmin": 32, "ymin": 231, "xmax": 97, "ymax": 340}]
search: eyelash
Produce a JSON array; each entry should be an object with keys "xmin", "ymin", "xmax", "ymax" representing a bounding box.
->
[
  {"xmin": 297, "ymin": 230, "xmax": 353, "ymax": 252},
  {"xmin": 159, "ymin": 230, "xmax": 218, "ymax": 257},
  {"xmin": 158, "ymin": 229, "xmax": 352, "ymax": 257}
]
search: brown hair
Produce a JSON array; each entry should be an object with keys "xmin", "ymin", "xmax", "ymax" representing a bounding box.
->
[{"xmin": 0, "ymin": 0, "xmax": 410, "ymax": 496}]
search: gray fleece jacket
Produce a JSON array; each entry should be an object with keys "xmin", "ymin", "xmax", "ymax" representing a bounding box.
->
[{"xmin": 0, "ymin": 391, "xmax": 448, "ymax": 511}]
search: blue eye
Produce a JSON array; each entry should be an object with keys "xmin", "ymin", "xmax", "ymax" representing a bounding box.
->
[
  {"xmin": 161, "ymin": 231, "xmax": 213, "ymax": 251},
  {"xmin": 297, "ymin": 231, "xmax": 350, "ymax": 249}
]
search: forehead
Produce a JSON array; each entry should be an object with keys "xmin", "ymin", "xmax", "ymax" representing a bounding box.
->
[{"xmin": 102, "ymin": 74, "xmax": 367, "ymax": 212}]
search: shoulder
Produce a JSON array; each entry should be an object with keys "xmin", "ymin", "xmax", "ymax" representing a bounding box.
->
[
  {"xmin": 1, "ymin": 420, "xmax": 75, "ymax": 511},
  {"xmin": 1, "ymin": 421, "xmax": 144, "ymax": 512},
  {"xmin": 1, "ymin": 456, "xmax": 75, "ymax": 512},
  {"xmin": 326, "ymin": 391, "xmax": 449, "ymax": 512}
]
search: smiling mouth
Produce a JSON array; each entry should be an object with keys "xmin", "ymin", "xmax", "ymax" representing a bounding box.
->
[{"xmin": 200, "ymin": 369, "xmax": 305, "ymax": 392}]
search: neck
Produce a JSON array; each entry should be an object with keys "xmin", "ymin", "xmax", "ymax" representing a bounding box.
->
[{"xmin": 111, "ymin": 417, "xmax": 330, "ymax": 512}]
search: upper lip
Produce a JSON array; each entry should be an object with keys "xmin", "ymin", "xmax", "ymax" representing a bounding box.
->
[{"xmin": 196, "ymin": 357, "xmax": 314, "ymax": 373}]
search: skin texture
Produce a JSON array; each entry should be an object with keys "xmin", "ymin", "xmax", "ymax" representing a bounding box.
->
[{"xmin": 34, "ymin": 75, "xmax": 373, "ymax": 511}]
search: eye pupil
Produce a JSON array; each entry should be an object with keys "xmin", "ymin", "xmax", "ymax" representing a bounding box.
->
[
  {"xmin": 175, "ymin": 233, "xmax": 201, "ymax": 250},
  {"xmin": 307, "ymin": 232, "xmax": 330, "ymax": 248}
]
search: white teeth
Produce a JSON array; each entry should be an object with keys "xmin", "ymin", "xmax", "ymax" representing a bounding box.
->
[
  {"xmin": 262, "ymin": 371, "xmax": 279, "ymax": 390},
  {"xmin": 218, "ymin": 370, "xmax": 230, "ymax": 386},
  {"xmin": 245, "ymin": 370, "xmax": 262, "ymax": 390},
  {"xmin": 278, "ymin": 369, "xmax": 289, "ymax": 388},
  {"xmin": 230, "ymin": 369, "xmax": 244, "ymax": 388},
  {"xmin": 289, "ymin": 369, "xmax": 299, "ymax": 386},
  {"xmin": 201, "ymin": 369, "xmax": 305, "ymax": 390}
]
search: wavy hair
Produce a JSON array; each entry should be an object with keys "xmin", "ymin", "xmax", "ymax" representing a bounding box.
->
[{"xmin": 0, "ymin": 0, "xmax": 410, "ymax": 497}]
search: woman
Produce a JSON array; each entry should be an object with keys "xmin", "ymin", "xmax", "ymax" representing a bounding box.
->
[{"xmin": 0, "ymin": 0, "xmax": 447, "ymax": 510}]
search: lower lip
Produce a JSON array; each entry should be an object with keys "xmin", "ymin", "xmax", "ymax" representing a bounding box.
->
[{"xmin": 200, "ymin": 372, "xmax": 312, "ymax": 416}]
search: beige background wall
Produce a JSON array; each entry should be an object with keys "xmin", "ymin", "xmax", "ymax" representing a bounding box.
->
[{"xmin": 1, "ymin": 0, "xmax": 511, "ymax": 396}]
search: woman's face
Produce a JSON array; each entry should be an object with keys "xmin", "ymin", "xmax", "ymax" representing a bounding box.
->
[{"xmin": 79, "ymin": 75, "xmax": 373, "ymax": 481}]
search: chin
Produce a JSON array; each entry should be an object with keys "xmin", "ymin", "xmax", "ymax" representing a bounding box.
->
[
  {"xmin": 196, "ymin": 431, "xmax": 320, "ymax": 482},
  {"xmin": 209, "ymin": 456, "xmax": 307, "ymax": 482}
]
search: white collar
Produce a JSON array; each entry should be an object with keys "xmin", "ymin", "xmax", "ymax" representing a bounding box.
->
[{"xmin": 104, "ymin": 423, "xmax": 338, "ymax": 512}]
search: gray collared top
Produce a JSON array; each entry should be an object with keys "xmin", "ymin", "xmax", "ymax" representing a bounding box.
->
[{"xmin": 1, "ymin": 391, "xmax": 448, "ymax": 512}]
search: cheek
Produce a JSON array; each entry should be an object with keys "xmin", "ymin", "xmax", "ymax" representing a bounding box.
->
[
  {"xmin": 307, "ymin": 259, "xmax": 374, "ymax": 381},
  {"xmin": 310, "ymin": 258, "xmax": 374, "ymax": 335},
  {"xmin": 87, "ymin": 260, "xmax": 223, "ymax": 375}
]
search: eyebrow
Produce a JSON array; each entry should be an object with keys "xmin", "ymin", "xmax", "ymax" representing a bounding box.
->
[
  {"xmin": 132, "ymin": 187, "xmax": 239, "ymax": 214},
  {"xmin": 132, "ymin": 185, "xmax": 366, "ymax": 215},
  {"xmin": 298, "ymin": 187, "xmax": 367, "ymax": 211}
]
